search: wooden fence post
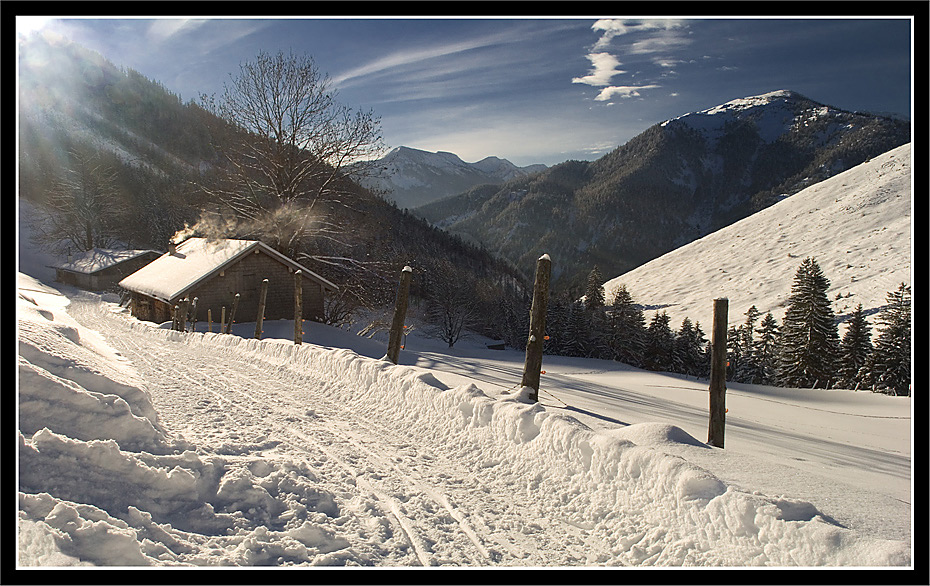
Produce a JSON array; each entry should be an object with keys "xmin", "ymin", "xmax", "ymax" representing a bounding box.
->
[
  {"xmin": 190, "ymin": 297, "xmax": 198, "ymax": 331},
  {"xmin": 294, "ymin": 270, "xmax": 303, "ymax": 345},
  {"xmin": 225, "ymin": 294, "xmax": 240, "ymax": 334},
  {"xmin": 386, "ymin": 266, "xmax": 413, "ymax": 364},
  {"xmin": 255, "ymin": 279, "xmax": 269, "ymax": 339},
  {"xmin": 180, "ymin": 298, "xmax": 191, "ymax": 332},
  {"xmin": 521, "ymin": 254, "xmax": 551, "ymax": 402},
  {"xmin": 708, "ymin": 297, "xmax": 728, "ymax": 448},
  {"xmin": 208, "ymin": 308, "xmax": 212, "ymax": 333},
  {"xmin": 220, "ymin": 306, "xmax": 226, "ymax": 333}
]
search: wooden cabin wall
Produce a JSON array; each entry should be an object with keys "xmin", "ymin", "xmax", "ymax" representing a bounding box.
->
[{"xmin": 183, "ymin": 250, "xmax": 325, "ymax": 325}]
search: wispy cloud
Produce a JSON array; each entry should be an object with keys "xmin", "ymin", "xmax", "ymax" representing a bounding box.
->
[
  {"xmin": 145, "ymin": 19, "xmax": 208, "ymax": 43},
  {"xmin": 571, "ymin": 52, "xmax": 626, "ymax": 86},
  {"xmin": 627, "ymin": 34, "xmax": 693, "ymax": 55},
  {"xmin": 331, "ymin": 29, "xmax": 519, "ymax": 88},
  {"xmin": 595, "ymin": 84, "xmax": 661, "ymax": 102},
  {"xmin": 591, "ymin": 19, "xmax": 686, "ymax": 49}
]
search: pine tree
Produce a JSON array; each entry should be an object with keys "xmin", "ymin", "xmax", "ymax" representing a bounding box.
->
[
  {"xmin": 584, "ymin": 266, "xmax": 605, "ymax": 311},
  {"xmin": 753, "ymin": 312, "xmax": 780, "ymax": 385},
  {"xmin": 726, "ymin": 325, "xmax": 742, "ymax": 382},
  {"xmin": 643, "ymin": 311, "xmax": 674, "ymax": 371},
  {"xmin": 735, "ymin": 306, "xmax": 761, "ymax": 383},
  {"xmin": 838, "ymin": 304, "xmax": 872, "ymax": 389},
  {"xmin": 693, "ymin": 322, "xmax": 710, "ymax": 378},
  {"xmin": 543, "ymin": 295, "xmax": 570, "ymax": 356},
  {"xmin": 777, "ymin": 257, "xmax": 841, "ymax": 388},
  {"xmin": 673, "ymin": 317, "xmax": 708, "ymax": 377},
  {"xmin": 605, "ymin": 284, "xmax": 646, "ymax": 367},
  {"xmin": 868, "ymin": 284, "xmax": 911, "ymax": 396},
  {"xmin": 563, "ymin": 299, "xmax": 590, "ymax": 357}
]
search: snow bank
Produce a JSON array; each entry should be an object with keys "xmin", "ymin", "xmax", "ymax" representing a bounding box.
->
[
  {"xmin": 18, "ymin": 274, "xmax": 166, "ymax": 450},
  {"xmin": 17, "ymin": 277, "xmax": 348, "ymax": 566},
  {"xmin": 125, "ymin": 323, "xmax": 909, "ymax": 567}
]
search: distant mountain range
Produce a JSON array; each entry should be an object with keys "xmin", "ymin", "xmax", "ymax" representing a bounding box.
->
[
  {"xmin": 416, "ymin": 90, "xmax": 910, "ymax": 291},
  {"xmin": 355, "ymin": 146, "xmax": 547, "ymax": 209}
]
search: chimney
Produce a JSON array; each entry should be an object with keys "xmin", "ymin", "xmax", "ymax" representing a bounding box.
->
[{"xmin": 168, "ymin": 242, "xmax": 177, "ymax": 255}]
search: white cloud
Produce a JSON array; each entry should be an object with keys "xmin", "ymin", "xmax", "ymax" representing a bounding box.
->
[
  {"xmin": 591, "ymin": 19, "xmax": 687, "ymax": 49},
  {"xmin": 594, "ymin": 84, "xmax": 661, "ymax": 102},
  {"xmin": 571, "ymin": 52, "xmax": 626, "ymax": 86}
]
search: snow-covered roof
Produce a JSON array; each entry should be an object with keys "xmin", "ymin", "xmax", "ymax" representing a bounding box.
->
[
  {"xmin": 118, "ymin": 238, "xmax": 337, "ymax": 302},
  {"xmin": 56, "ymin": 248, "xmax": 160, "ymax": 274}
]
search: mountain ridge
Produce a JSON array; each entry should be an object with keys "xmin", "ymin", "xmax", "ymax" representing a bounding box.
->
[
  {"xmin": 416, "ymin": 90, "xmax": 910, "ymax": 291},
  {"xmin": 356, "ymin": 146, "xmax": 547, "ymax": 209}
]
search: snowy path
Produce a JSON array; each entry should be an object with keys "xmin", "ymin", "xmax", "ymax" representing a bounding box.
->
[{"xmin": 62, "ymin": 294, "xmax": 620, "ymax": 566}]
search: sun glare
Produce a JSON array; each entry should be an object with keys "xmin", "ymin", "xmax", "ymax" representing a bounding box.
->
[{"xmin": 17, "ymin": 16, "xmax": 51, "ymax": 37}]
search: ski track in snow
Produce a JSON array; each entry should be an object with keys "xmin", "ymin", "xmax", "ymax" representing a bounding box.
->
[{"xmin": 63, "ymin": 294, "xmax": 602, "ymax": 566}]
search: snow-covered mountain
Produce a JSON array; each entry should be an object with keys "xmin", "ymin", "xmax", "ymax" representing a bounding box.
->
[
  {"xmin": 602, "ymin": 142, "xmax": 912, "ymax": 331},
  {"xmin": 417, "ymin": 90, "xmax": 910, "ymax": 290},
  {"xmin": 356, "ymin": 146, "xmax": 546, "ymax": 209}
]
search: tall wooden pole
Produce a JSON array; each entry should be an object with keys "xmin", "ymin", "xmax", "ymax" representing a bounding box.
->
[
  {"xmin": 521, "ymin": 254, "xmax": 551, "ymax": 402},
  {"xmin": 255, "ymin": 279, "xmax": 269, "ymax": 339},
  {"xmin": 708, "ymin": 297, "xmax": 728, "ymax": 448},
  {"xmin": 294, "ymin": 270, "xmax": 303, "ymax": 345},
  {"xmin": 386, "ymin": 266, "xmax": 413, "ymax": 364}
]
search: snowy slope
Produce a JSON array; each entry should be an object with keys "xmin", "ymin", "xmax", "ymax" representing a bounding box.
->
[{"xmin": 602, "ymin": 142, "xmax": 912, "ymax": 330}]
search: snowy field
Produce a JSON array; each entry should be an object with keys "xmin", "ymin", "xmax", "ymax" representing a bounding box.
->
[{"xmin": 15, "ymin": 271, "xmax": 912, "ymax": 569}]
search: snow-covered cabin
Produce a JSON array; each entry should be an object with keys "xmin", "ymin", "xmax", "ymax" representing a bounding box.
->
[
  {"xmin": 55, "ymin": 248, "xmax": 162, "ymax": 292},
  {"xmin": 118, "ymin": 238, "xmax": 338, "ymax": 325}
]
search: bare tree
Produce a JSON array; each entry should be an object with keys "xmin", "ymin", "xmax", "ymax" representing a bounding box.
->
[
  {"xmin": 34, "ymin": 146, "xmax": 125, "ymax": 253},
  {"xmin": 199, "ymin": 50, "xmax": 386, "ymax": 259},
  {"xmin": 424, "ymin": 260, "xmax": 481, "ymax": 349}
]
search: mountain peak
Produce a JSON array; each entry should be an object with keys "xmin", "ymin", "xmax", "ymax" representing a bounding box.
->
[
  {"xmin": 357, "ymin": 147, "xmax": 547, "ymax": 209},
  {"xmin": 660, "ymin": 90, "xmax": 842, "ymax": 143}
]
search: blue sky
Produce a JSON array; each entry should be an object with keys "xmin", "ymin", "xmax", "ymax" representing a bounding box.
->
[{"xmin": 17, "ymin": 16, "xmax": 913, "ymax": 167}]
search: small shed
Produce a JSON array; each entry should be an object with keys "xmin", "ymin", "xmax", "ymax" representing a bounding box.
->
[
  {"xmin": 55, "ymin": 248, "xmax": 162, "ymax": 292},
  {"xmin": 118, "ymin": 238, "xmax": 338, "ymax": 325}
]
